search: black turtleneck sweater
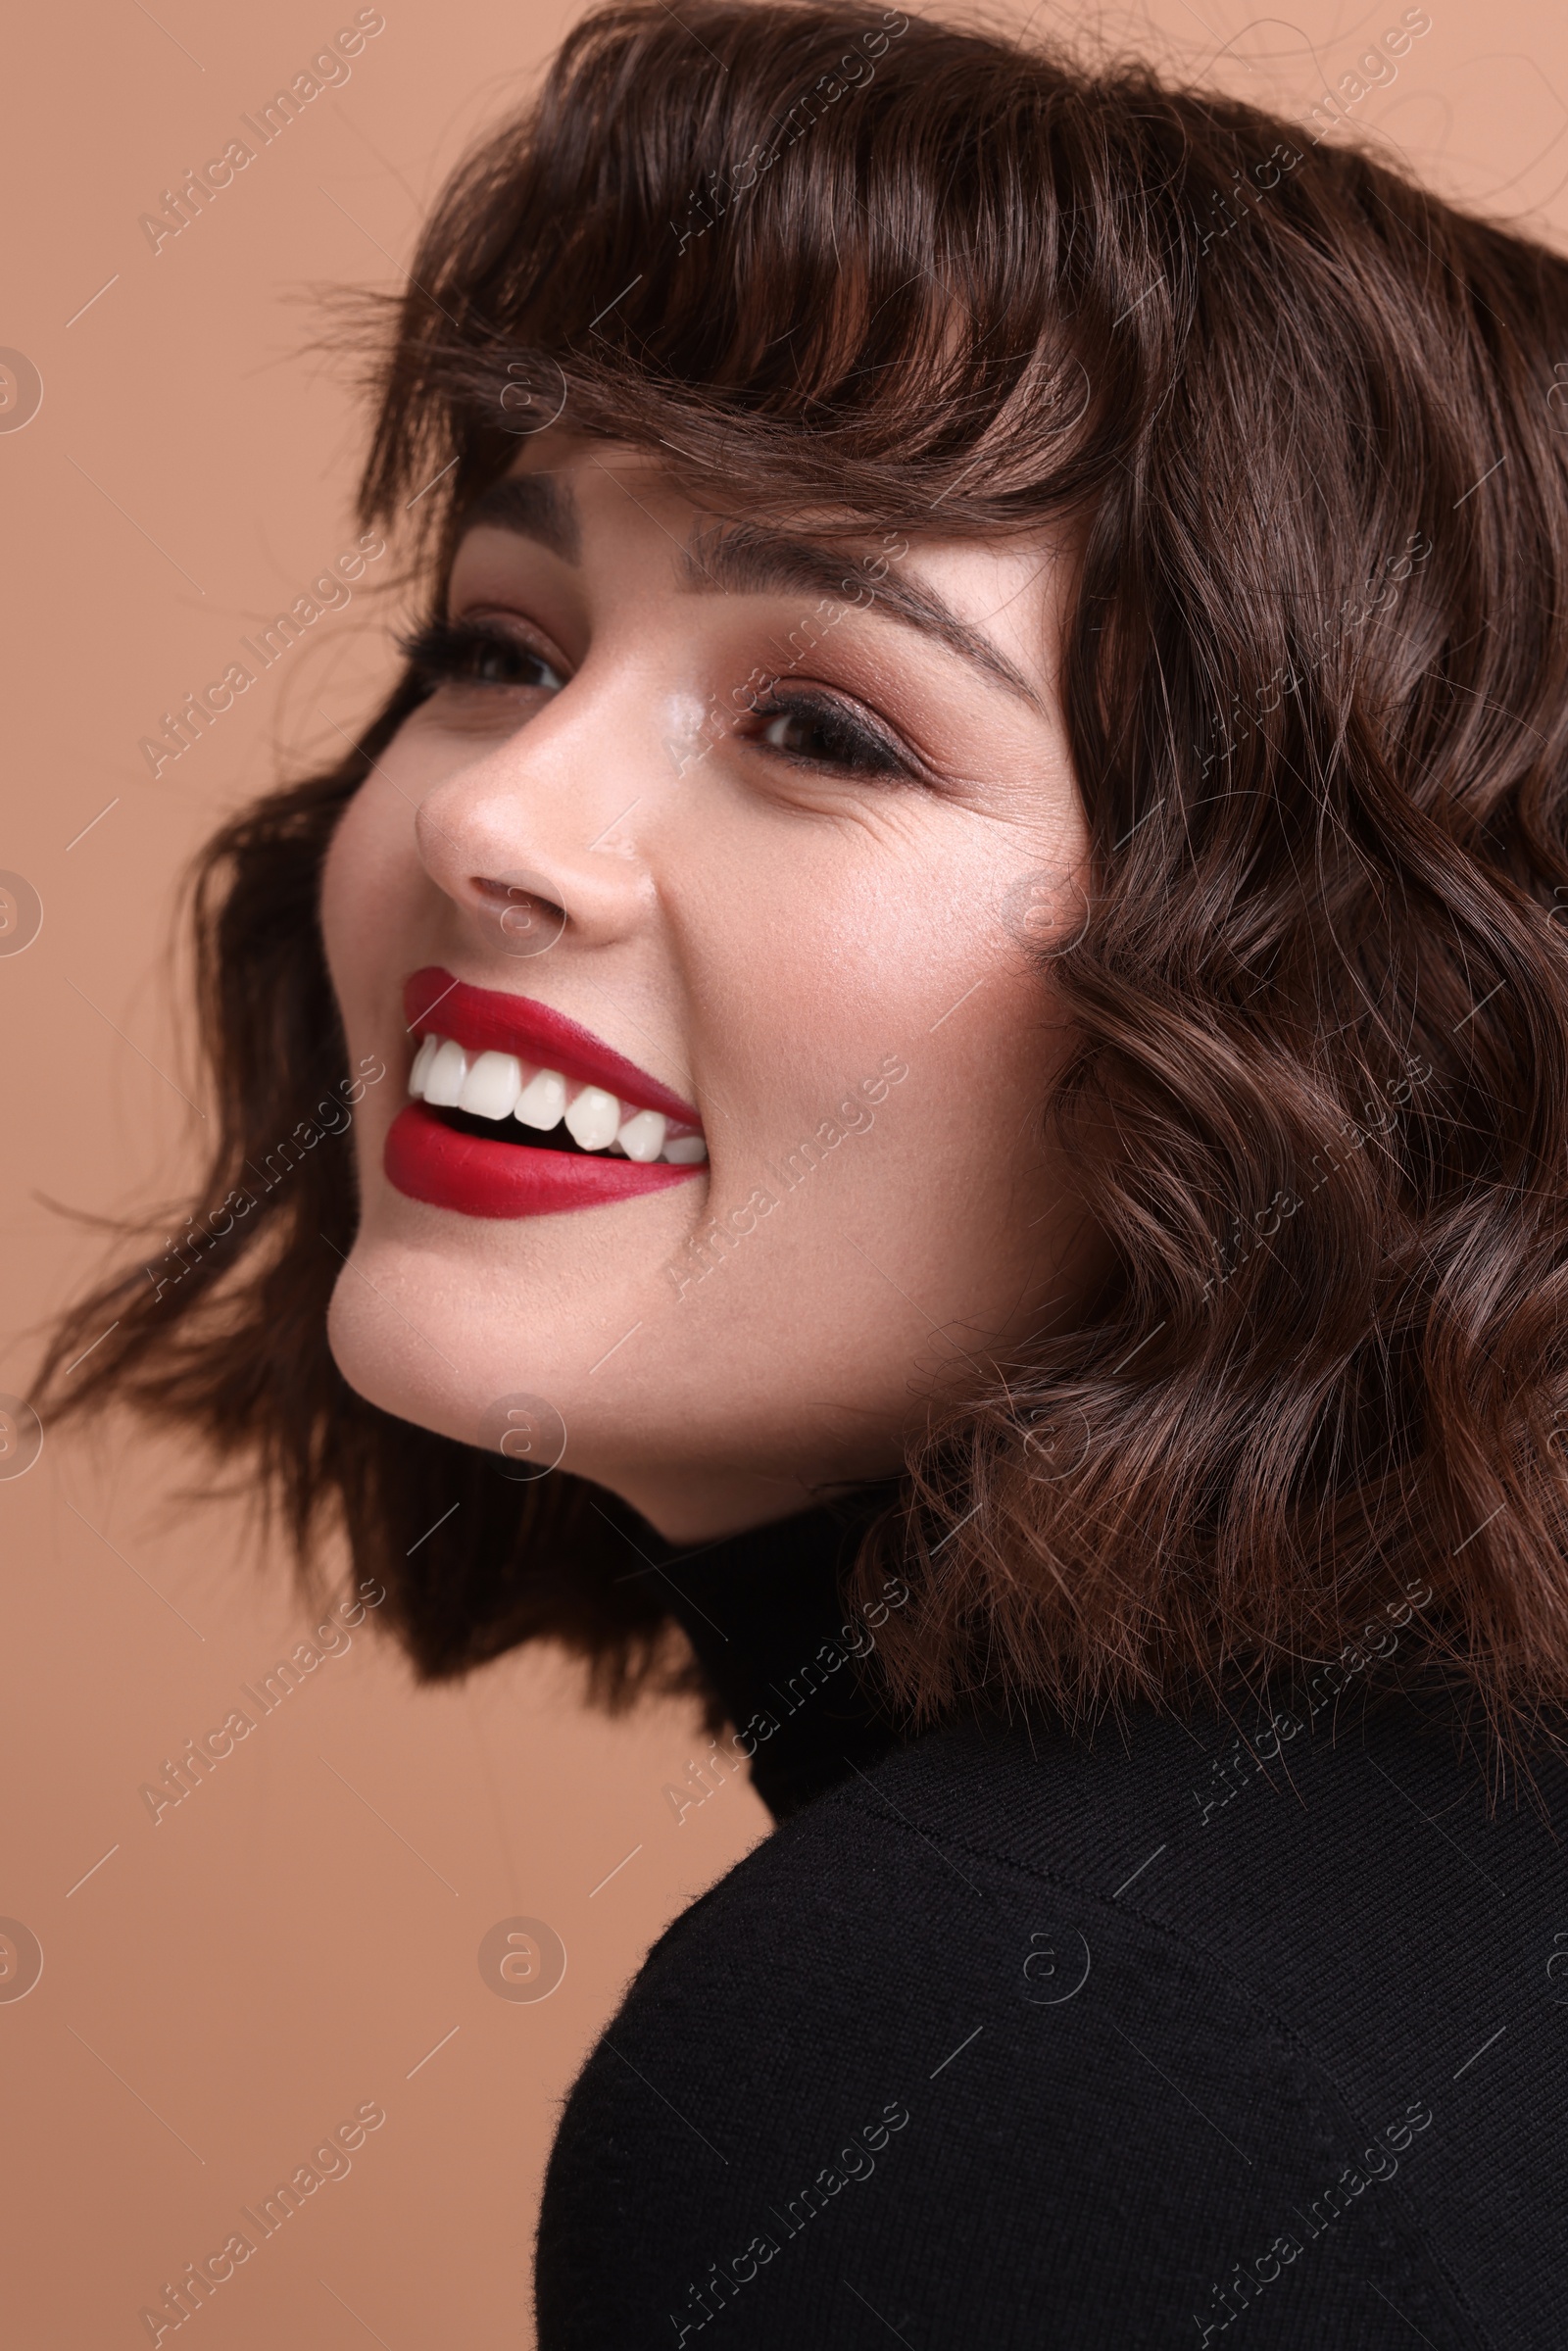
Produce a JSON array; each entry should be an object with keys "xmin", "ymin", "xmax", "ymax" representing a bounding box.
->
[{"xmin": 534, "ymin": 1498, "xmax": 1568, "ymax": 2349}]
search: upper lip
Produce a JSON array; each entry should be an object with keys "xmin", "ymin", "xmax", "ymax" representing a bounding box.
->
[{"xmin": 403, "ymin": 966, "xmax": 701, "ymax": 1128}]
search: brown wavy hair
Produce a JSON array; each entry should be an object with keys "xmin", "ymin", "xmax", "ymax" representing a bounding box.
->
[{"xmin": 40, "ymin": 0, "xmax": 1568, "ymax": 1754}]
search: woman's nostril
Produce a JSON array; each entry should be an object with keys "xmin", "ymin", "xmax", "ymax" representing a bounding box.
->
[{"xmin": 474, "ymin": 869, "xmax": 567, "ymax": 959}]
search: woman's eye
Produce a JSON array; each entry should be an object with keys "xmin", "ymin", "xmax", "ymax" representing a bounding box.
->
[
  {"xmin": 401, "ymin": 617, "xmax": 567, "ymax": 696},
  {"xmin": 752, "ymin": 692, "xmax": 910, "ymax": 779}
]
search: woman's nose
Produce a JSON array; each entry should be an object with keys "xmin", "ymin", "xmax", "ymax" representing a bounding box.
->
[{"xmin": 412, "ymin": 692, "xmax": 661, "ymax": 958}]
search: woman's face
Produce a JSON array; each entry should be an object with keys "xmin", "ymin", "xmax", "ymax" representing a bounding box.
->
[{"xmin": 320, "ymin": 433, "xmax": 1095, "ymax": 1540}]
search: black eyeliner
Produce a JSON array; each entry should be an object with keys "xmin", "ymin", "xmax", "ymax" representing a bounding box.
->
[
  {"xmin": 750, "ymin": 685, "xmax": 912, "ymax": 778},
  {"xmin": 397, "ymin": 615, "xmax": 559, "ymax": 691}
]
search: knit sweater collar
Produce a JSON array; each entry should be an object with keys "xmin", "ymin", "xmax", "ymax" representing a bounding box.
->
[{"xmin": 652, "ymin": 1482, "xmax": 908, "ymax": 1821}]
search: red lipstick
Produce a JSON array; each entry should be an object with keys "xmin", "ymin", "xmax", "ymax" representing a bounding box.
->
[
  {"xmin": 384, "ymin": 968, "xmax": 706, "ymax": 1222},
  {"xmin": 403, "ymin": 967, "xmax": 698, "ymax": 1124},
  {"xmin": 385, "ymin": 1103, "xmax": 699, "ymax": 1219}
]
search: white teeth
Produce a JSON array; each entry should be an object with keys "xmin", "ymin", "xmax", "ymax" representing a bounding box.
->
[
  {"xmin": 564, "ymin": 1083, "xmax": 622, "ymax": 1151},
  {"xmin": 423, "ymin": 1038, "xmax": 469, "ymax": 1107},
  {"xmin": 409, "ymin": 1034, "xmax": 438, "ymax": 1097},
  {"xmin": 412, "ymin": 1031, "xmax": 702, "ymax": 1162},
  {"xmin": 616, "ymin": 1108, "xmax": 667, "ymax": 1162},
  {"xmin": 514, "ymin": 1066, "xmax": 567, "ymax": 1129},
  {"xmin": 459, "ymin": 1049, "xmax": 522, "ymax": 1119}
]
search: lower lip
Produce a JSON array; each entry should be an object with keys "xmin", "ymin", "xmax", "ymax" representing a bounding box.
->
[{"xmin": 384, "ymin": 1103, "xmax": 704, "ymax": 1220}]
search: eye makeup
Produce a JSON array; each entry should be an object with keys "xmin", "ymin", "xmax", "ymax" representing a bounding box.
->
[
  {"xmin": 404, "ymin": 611, "xmax": 925, "ymax": 785},
  {"xmin": 745, "ymin": 686, "xmax": 915, "ymax": 780},
  {"xmin": 400, "ymin": 615, "xmax": 567, "ymax": 696}
]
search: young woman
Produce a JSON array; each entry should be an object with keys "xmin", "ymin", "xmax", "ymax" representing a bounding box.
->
[{"xmin": 45, "ymin": 1, "xmax": 1568, "ymax": 2340}]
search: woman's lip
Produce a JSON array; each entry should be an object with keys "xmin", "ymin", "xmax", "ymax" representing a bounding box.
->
[
  {"xmin": 385, "ymin": 1102, "xmax": 703, "ymax": 1219},
  {"xmin": 403, "ymin": 966, "xmax": 700, "ymax": 1127}
]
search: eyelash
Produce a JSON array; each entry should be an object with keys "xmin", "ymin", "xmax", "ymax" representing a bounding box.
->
[
  {"xmin": 400, "ymin": 616, "xmax": 916, "ymax": 782},
  {"xmin": 400, "ymin": 615, "xmax": 564, "ymax": 695},
  {"xmin": 747, "ymin": 689, "xmax": 913, "ymax": 781}
]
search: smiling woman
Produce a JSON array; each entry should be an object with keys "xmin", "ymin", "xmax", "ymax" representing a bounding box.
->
[
  {"xmin": 37, "ymin": 0, "xmax": 1568, "ymax": 2341},
  {"xmin": 318, "ymin": 423, "xmax": 1088, "ymax": 1537}
]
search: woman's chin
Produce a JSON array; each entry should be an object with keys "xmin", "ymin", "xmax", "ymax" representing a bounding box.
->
[
  {"xmin": 323, "ymin": 1242, "xmax": 563, "ymax": 1450},
  {"xmin": 322, "ymin": 1232, "xmax": 906, "ymax": 1508},
  {"xmin": 323, "ymin": 1232, "xmax": 693, "ymax": 1474}
]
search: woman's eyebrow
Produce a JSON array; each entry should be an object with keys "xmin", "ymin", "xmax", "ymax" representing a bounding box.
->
[
  {"xmin": 454, "ymin": 473, "xmax": 582, "ymax": 563},
  {"xmin": 678, "ymin": 520, "xmax": 1046, "ymax": 711},
  {"xmin": 451, "ymin": 481, "xmax": 1044, "ymax": 712}
]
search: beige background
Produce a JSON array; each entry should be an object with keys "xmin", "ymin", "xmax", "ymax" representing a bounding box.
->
[{"xmin": 4, "ymin": 1, "xmax": 1567, "ymax": 2342}]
